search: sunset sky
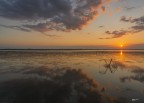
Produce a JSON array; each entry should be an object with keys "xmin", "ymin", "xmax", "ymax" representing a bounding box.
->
[{"xmin": 0, "ymin": 0, "xmax": 144, "ymax": 49}]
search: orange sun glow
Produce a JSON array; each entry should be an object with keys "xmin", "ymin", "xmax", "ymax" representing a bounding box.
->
[{"xmin": 120, "ymin": 44, "xmax": 123, "ymax": 47}]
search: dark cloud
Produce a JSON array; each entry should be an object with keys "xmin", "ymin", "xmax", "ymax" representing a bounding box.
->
[
  {"xmin": 106, "ymin": 30, "xmax": 129, "ymax": 38},
  {"xmin": 120, "ymin": 16, "xmax": 144, "ymax": 32},
  {"xmin": 101, "ymin": 16, "xmax": 144, "ymax": 39},
  {"xmin": 132, "ymin": 16, "xmax": 144, "ymax": 25},
  {"xmin": 99, "ymin": 25, "xmax": 105, "ymax": 28},
  {"xmin": 124, "ymin": 6, "xmax": 136, "ymax": 11},
  {"xmin": 100, "ymin": 30, "xmax": 130, "ymax": 39},
  {"xmin": 120, "ymin": 16, "xmax": 132, "ymax": 22},
  {"xmin": 0, "ymin": 0, "xmax": 110, "ymax": 33},
  {"xmin": 131, "ymin": 25, "xmax": 144, "ymax": 32},
  {"xmin": 120, "ymin": 16, "xmax": 144, "ymax": 24}
]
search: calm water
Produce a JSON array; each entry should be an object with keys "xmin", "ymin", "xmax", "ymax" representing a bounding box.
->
[{"xmin": 0, "ymin": 50, "xmax": 144, "ymax": 103}]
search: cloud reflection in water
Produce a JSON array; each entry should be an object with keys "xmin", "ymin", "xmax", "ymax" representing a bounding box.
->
[{"xmin": 0, "ymin": 67, "xmax": 127, "ymax": 103}]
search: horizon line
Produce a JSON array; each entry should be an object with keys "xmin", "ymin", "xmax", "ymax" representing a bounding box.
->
[{"xmin": 0, "ymin": 49, "xmax": 144, "ymax": 50}]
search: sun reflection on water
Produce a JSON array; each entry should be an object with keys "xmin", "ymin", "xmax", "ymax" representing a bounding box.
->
[{"xmin": 120, "ymin": 50, "xmax": 123, "ymax": 56}]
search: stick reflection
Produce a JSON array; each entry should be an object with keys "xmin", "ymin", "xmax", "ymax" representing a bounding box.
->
[{"xmin": 99, "ymin": 59, "xmax": 118, "ymax": 74}]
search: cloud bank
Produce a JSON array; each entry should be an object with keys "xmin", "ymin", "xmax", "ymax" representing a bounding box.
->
[{"xmin": 0, "ymin": 0, "xmax": 110, "ymax": 33}]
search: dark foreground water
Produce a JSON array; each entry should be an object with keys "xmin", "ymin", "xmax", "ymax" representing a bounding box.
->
[{"xmin": 0, "ymin": 50, "xmax": 144, "ymax": 103}]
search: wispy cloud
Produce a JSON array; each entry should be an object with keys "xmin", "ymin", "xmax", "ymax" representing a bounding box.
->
[
  {"xmin": 99, "ymin": 25, "xmax": 105, "ymax": 28},
  {"xmin": 121, "ymin": 16, "xmax": 144, "ymax": 32},
  {"xmin": 0, "ymin": 0, "xmax": 111, "ymax": 33},
  {"xmin": 0, "ymin": 24, "xmax": 31, "ymax": 32},
  {"xmin": 101, "ymin": 15, "xmax": 144, "ymax": 39},
  {"xmin": 120, "ymin": 16, "xmax": 132, "ymax": 22},
  {"xmin": 105, "ymin": 30, "xmax": 130, "ymax": 38},
  {"xmin": 124, "ymin": 6, "xmax": 136, "ymax": 11}
]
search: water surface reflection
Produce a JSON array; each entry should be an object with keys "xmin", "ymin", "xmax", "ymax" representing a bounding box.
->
[
  {"xmin": 0, "ymin": 50, "xmax": 144, "ymax": 103},
  {"xmin": 0, "ymin": 67, "xmax": 126, "ymax": 103}
]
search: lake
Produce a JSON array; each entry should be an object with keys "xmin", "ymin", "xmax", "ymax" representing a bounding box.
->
[{"xmin": 0, "ymin": 50, "xmax": 144, "ymax": 103}]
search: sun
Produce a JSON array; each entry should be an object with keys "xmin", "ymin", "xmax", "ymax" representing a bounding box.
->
[{"xmin": 120, "ymin": 44, "xmax": 123, "ymax": 47}]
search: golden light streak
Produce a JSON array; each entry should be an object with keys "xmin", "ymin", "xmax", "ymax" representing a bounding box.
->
[{"xmin": 120, "ymin": 50, "xmax": 123, "ymax": 55}]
